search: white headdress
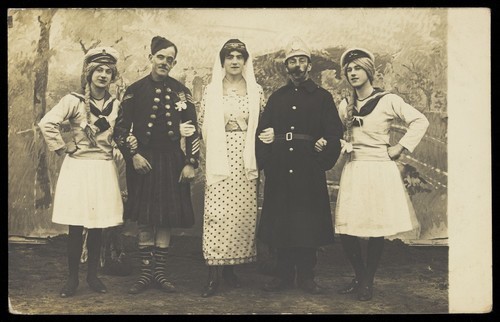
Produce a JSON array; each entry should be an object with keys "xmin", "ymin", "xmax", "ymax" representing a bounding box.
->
[{"xmin": 202, "ymin": 40, "xmax": 261, "ymax": 186}]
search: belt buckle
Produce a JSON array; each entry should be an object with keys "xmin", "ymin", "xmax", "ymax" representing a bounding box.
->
[{"xmin": 285, "ymin": 132, "xmax": 293, "ymax": 141}]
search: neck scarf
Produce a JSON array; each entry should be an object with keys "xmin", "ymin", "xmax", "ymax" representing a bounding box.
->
[
  {"xmin": 202, "ymin": 41, "xmax": 260, "ymax": 186},
  {"xmin": 351, "ymin": 88, "xmax": 389, "ymax": 127},
  {"xmin": 89, "ymin": 92, "xmax": 114, "ymax": 117}
]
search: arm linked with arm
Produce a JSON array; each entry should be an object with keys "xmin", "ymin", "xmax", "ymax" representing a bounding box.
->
[
  {"xmin": 113, "ymin": 91, "xmax": 137, "ymax": 161},
  {"xmin": 255, "ymin": 97, "xmax": 273, "ymax": 171},
  {"xmin": 182, "ymin": 89, "xmax": 200, "ymax": 169},
  {"xmin": 315, "ymin": 94, "xmax": 343, "ymax": 170}
]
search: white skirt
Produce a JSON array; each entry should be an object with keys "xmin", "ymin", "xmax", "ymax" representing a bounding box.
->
[
  {"xmin": 52, "ymin": 156, "xmax": 123, "ymax": 229},
  {"xmin": 335, "ymin": 160, "xmax": 419, "ymax": 237}
]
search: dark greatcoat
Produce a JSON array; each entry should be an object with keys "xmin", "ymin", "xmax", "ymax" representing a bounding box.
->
[{"xmin": 256, "ymin": 79, "xmax": 343, "ymax": 248}]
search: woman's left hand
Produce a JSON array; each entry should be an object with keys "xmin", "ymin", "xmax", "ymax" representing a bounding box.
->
[
  {"xmin": 388, "ymin": 143, "xmax": 405, "ymax": 160},
  {"xmin": 179, "ymin": 120, "xmax": 196, "ymax": 137},
  {"xmin": 179, "ymin": 164, "xmax": 195, "ymax": 183},
  {"xmin": 127, "ymin": 135, "xmax": 138, "ymax": 151},
  {"xmin": 314, "ymin": 137, "xmax": 327, "ymax": 152}
]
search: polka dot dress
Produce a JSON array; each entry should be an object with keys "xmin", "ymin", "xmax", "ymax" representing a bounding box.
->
[{"xmin": 202, "ymin": 94, "xmax": 258, "ymax": 265}]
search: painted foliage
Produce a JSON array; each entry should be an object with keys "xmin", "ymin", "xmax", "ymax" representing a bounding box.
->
[{"xmin": 8, "ymin": 8, "xmax": 447, "ymax": 241}]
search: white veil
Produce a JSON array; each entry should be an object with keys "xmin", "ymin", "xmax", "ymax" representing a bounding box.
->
[{"xmin": 202, "ymin": 40, "xmax": 261, "ymax": 186}]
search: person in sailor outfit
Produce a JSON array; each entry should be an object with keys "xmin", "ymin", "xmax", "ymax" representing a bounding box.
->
[
  {"xmin": 39, "ymin": 47, "xmax": 133, "ymax": 298},
  {"xmin": 315, "ymin": 48, "xmax": 429, "ymax": 301}
]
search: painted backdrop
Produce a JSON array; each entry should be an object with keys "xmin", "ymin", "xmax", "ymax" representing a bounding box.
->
[{"xmin": 8, "ymin": 8, "xmax": 448, "ymax": 243}]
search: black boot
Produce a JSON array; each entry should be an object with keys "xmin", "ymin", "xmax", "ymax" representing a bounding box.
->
[
  {"xmin": 338, "ymin": 235, "xmax": 366, "ymax": 295},
  {"xmin": 297, "ymin": 247, "xmax": 323, "ymax": 295},
  {"xmin": 358, "ymin": 237, "xmax": 384, "ymax": 301},
  {"xmin": 86, "ymin": 228, "xmax": 107, "ymax": 293},
  {"xmin": 201, "ymin": 266, "xmax": 220, "ymax": 297},
  {"xmin": 222, "ymin": 265, "xmax": 241, "ymax": 288},
  {"xmin": 128, "ymin": 246, "xmax": 154, "ymax": 294},
  {"xmin": 263, "ymin": 248, "xmax": 294, "ymax": 292},
  {"xmin": 154, "ymin": 247, "xmax": 176, "ymax": 293},
  {"xmin": 60, "ymin": 226, "xmax": 83, "ymax": 298}
]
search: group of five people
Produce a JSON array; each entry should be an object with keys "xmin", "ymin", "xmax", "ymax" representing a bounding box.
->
[{"xmin": 38, "ymin": 34, "xmax": 429, "ymax": 302}]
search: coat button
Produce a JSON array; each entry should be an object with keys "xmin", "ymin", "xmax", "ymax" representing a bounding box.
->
[
  {"xmin": 146, "ymin": 131, "xmax": 151, "ymax": 136},
  {"xmin": 166, "ymin": 112, "xmax": 171, "ymax": 117},
  {"xmin": 165, "ymin": 95, "xmax": 171, "ymax": 100},
  {"xmin": 294, "ymin": 88, "xmax": 298, "ymax": 92},
  {"xmin": 154, "ymin": 97, "xmax": 160, "ymax": 103},
  {"xmin": 289, "ymin": 169, "xmax": 294, "ymax": 174},
  {"xmin": 165, "ymin": 104, "xmax": 171, "ymax": 109},
  {"xmin": 167, "ymin": 121, "xmax": 172, "ymax": 126},
  {"xmin": 289, "ymin": 147, "xmax": 294, "ymax": 152},
  {"xmin": 292, "ymin": 105, "xmax": 297, "ymax": 110},
  {"xmin": 190, "ymin": 158, "xmax": 196, "ymax": 164},
  {"xmin": 168, "ymin": 130, "xmax": 174, "ymax": 136},
  {"xmin": 147, "ymin": 122, "xmax": 153, "ymax": 128},
  {"xmin": 290, "ymin": 126, "xmax": 295, "ymax": 130},
  {"xmin": 155, "ymin": 88, "xmax": 161, "ymax": 94},
  {"xmin": 152, "ymin": 105, "xmax": 158, "ymax": 111},
  {"xmin": 166, "ymin": 88, "xmax": 172, "ymax": 92},
  {"xmin": 150, "ymin": 114, "xmax": 156, "ymax": 119}
]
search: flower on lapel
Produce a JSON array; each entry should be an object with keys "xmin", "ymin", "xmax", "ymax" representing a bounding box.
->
[
  {"xmin": 175, "ymin": 91, "xmax": 188, "ymax": 111},
  {"xmin": 175, "ymin": 101, "xmax": 187, "ymax": 111}
]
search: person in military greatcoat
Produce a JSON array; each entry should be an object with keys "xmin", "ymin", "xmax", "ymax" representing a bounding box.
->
[
  {"xmin": 256, "ymin": 36, "xmax": 344, "ymax": 294},
  {"xmin": 113, "ymin": 36, "xmax": 200, "ymax": 294}
]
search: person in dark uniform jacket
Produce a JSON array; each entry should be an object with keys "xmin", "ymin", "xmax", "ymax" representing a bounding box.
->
[
  {"xmin": 256, "ymin": 36, "xmax": 343, "ymax": 294},
  {"xmin": 113, "ymin": 36, "xmax": 200, "ymax": 294}
]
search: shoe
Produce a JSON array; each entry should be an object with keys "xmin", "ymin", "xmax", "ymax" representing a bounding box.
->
[
  {"xmin": 156, "ymin": 279, "xmax": 176, "ymax": 293},
  {"xmin": 128, "ymin": 280, "xmax": 151, "ymax": 294},
  {"xmin": 60, "ymin": 278, "xmax": 79, "ymax": 298},
  {"xmin": 87, "ymin": 276, "xmax": 107, "ymax": 293},
  {"xmin": 201, "ymin": 280, "xmax": 219, "ymax": 298},
  {"xmin": 298, "ymin": 279, "xmax": 324, "ymax": 295},
  {"xmin": 357, "ymin": 284, "xmax": 373, "ymax": 301},
  {"xmin": 337, "ymin": 278, "xmax": 360, "ymax": 295},
  {"xmin": 262, "ymin": 277, "xmax": 293, "ymax": 292},
  {"xmin": 222, "ymin": 272, "xmax": 241, "ymax": 288}
]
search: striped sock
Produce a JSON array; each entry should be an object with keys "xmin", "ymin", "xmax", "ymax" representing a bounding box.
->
[
  {"xmin": 135, "ymin": 247, "xmax": 153, "ymax": 287},
  {"xmin": 154, "ymin": 247, "xmax": 175, "ymax": 291}
]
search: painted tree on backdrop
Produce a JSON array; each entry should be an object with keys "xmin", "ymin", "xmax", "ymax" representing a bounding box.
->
[{"xmin": 33, "ymin": 9, "xmax": 57, "ymax": 211}]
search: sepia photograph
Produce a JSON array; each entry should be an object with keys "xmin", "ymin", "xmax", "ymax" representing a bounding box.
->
[{"xmin": 7, "ymin": 8, "xmax": 491, "ymax": 314}]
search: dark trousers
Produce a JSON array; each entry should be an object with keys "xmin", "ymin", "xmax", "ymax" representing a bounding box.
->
[{"xmin": 275, "ymin": 247, "xmax": 317, "ymax": 282}]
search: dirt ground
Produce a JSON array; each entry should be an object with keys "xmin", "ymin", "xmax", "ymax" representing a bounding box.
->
[{"xmin": 8, "ymin": 234, "xmax": 448, "ymax": 315}]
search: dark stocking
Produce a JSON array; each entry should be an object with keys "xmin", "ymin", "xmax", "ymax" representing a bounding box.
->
[
  {"xmin": 86, "ymin": 228, "xmax": 107, "ymax": 293},
  {"xmin": 60, "ymin": 225, "xmax": 84, "ymax": 297}
]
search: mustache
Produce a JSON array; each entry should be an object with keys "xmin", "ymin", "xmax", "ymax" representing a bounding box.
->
[{"xmin": 288, "ymin": 66, "xmax": 305, "ymax": 75}]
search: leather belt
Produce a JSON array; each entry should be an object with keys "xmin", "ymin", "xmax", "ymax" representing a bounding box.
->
[{"xmin": 275, "ymin": 132, "xmax": 314, "ymax": 141}]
